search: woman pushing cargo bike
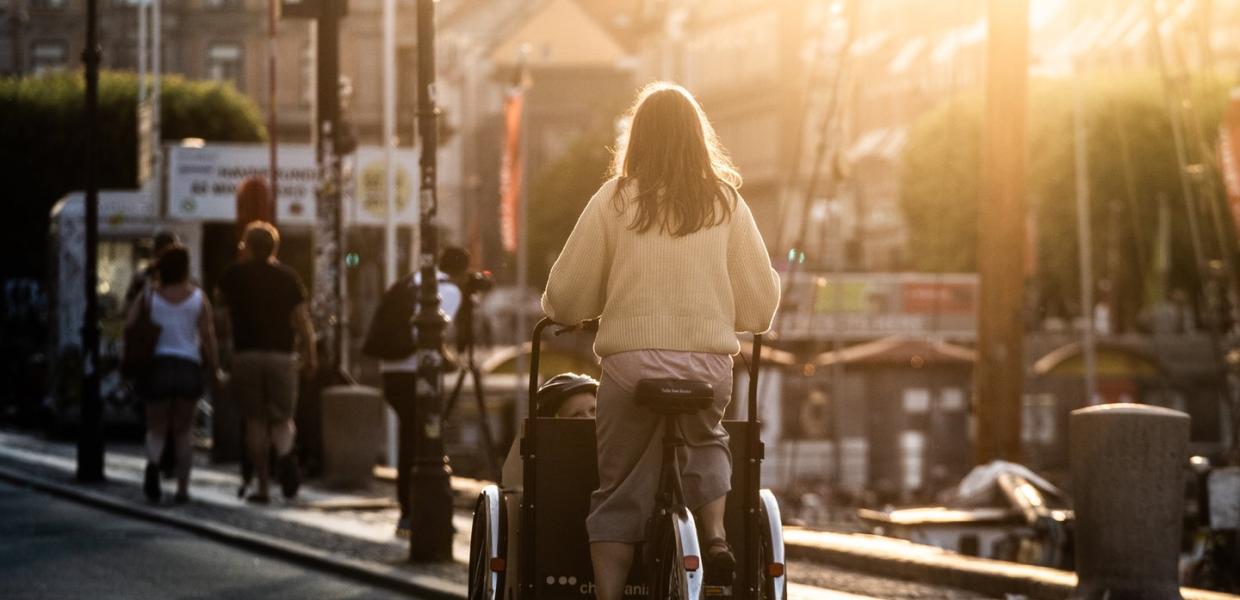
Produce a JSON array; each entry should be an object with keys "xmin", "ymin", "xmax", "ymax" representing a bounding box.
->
[{"xmin": 468, "ymin": 82, "xmax": 786, "ymax": 600}]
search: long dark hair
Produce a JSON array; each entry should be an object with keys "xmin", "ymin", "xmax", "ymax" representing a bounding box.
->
[
  {"xmin": 610, "ymin": 82, "xmax": 742, "ymax": 237},
  {"xmin": 157, "ymin": 245, "xmax": 190, "ymax": 284}
]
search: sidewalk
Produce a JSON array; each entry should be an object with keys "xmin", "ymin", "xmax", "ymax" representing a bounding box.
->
[
  {"xmin": 0, "ymin": 427, "xmax": 1126, "ymax": 600},
  {"xmin": 3, "ymin": 429, "xmax": 940, "ymax": 599}
]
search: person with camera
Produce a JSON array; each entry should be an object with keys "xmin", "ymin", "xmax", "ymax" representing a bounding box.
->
[{"xmin": 363, "ymin": 246, "xmax": 470, "ymax": 538}]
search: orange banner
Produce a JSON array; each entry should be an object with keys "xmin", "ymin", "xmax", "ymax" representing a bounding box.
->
[
  {"xmin": 499, "ymin": 90, "xmax": 524, "ymax": 253},
  {"xmin": 1220, "ymin": 89, "xmax": 1240, "ymax": 243}
]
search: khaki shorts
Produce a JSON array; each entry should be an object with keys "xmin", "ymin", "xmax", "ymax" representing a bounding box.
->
[{"xmin": 232, "ymin": 351, "xmax": 299, "ymax": 422}]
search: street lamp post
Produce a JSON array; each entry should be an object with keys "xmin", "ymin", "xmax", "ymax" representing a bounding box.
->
[
  {"xmin": 408, "ymin": 0, "xmax": 454, "ymax": 562},
  {"xmin": 313, "ymin": 0, "xmax": 346, "ymax": 373},
  {"xmin": 77, "ymin": 0, "xmax": 104, "ymax": 483}
]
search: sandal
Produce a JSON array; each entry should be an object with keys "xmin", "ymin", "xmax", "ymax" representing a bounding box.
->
[
  {"xmin": 703, "ymin": 537, "xmax": 736, "ymax": 586},
  {"xmin": 246, "ymin": 493, "xmax": 270, "ymax": 505}
]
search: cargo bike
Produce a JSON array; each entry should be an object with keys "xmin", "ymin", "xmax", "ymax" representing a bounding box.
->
[{"xmin": 468, "ymin": 318, "xmax": 787, "ymax": 599}]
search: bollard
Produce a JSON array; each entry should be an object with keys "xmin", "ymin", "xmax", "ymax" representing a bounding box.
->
[
  {"xmin": 320, "ymin": 385, "xmax": 385, "ymax": 489},
  {"xmin": 1070, "ymin": 403, "xmax": 1189, "ymax": 600}
]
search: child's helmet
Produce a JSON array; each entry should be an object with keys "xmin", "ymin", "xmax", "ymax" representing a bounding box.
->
[{"xmin": 536, "ymin": 373, "xmax": 600, "ymax": 417}]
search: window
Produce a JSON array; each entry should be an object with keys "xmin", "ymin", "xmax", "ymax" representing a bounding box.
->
[
  {"xmin": 203, "ymin": 0, "xmax": 241, "ymax": 9},
  {"xmin": 902, "ymin": 388, "xmax": 930, "ymax": 414},
  {"xmin": 31, "ymin": 0, "xmax": 68, "ymax": 9},
  {"xmin": 206, "ymin": 43, "xmax": 243, "ymax": 90},
  {"xmin": 1021, "ymin": 394, "xmax": 1057, "ymax": 445},
  {"xmin": 31, "ymin": 41, "xmax": 68, "ymax": 74}
]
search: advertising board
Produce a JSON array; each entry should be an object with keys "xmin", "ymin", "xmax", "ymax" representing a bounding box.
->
[{"xmin": 167, "ymin": 143, "xmax": 418, "ymax": 226}]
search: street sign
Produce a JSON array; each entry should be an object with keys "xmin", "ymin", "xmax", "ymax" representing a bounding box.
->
[
  {"xmin": 776, "ymin": 272, "xmax": 978, "ymax": 341},
  {"xmin": 166, "ymin": 143, "xmax": 417, "ymax": 226}
]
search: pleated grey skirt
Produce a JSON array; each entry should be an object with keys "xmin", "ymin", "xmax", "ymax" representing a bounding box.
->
[{"xmin": 587, "ymin": 349, "xmax": 734, "ymax": 543}]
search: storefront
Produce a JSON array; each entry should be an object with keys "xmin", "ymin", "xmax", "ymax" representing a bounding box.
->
[{"xmin": 46, "ymin": 142, "xmax": 422, "ymax": 426}]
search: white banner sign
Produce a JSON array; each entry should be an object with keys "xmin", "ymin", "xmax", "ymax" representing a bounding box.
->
[{"xmin": 167, "ymin": 143, "xmax": 419, "ymax": 226}]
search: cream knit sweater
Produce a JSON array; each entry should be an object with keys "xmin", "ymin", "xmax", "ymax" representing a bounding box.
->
[{"xmin": 541, "ymin": 178, "xmax": 781, "ymax": 357}]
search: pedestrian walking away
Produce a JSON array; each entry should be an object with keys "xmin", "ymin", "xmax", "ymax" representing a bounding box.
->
[
  {"xmin": 217, "ymin": 221, "xmax": 317, "ymax": 505},
  {"xmin": 363, "ymin": 246, "xmax": 468, "ymax": 538},
  {"xmin": 125, "ymin": 230, "xmax": 183, "ymax": 480},
  {"xmin": 541, "ymin": 81, "xmax": 781, "ymax": 600},
  {"xmin": 126, "ymin": 244, "xmax": 222, "ymax": 504}
]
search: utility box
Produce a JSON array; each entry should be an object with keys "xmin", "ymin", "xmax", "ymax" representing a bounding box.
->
[{"xmin": 320, "ymin": 384, "xmax": 384, "ymax": 489}]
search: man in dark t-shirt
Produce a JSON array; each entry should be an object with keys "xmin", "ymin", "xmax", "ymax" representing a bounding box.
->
[{"xmin": 217, "ymin": 221, "xmax": 317, "ymax": 503}]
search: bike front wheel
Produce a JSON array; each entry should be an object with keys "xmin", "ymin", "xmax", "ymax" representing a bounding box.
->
[{"xmin": 467, "ymin": 485, "xmax": 505, "ymax": 600}]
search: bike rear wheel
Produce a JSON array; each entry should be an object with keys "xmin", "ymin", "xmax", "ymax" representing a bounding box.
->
[
  {"xmin": 757, "ymin": 489, "xmax": 788, "ymax": 600},
  {"xmin": 646, "ymin": 508, "xmax": 703, "ymax": 600}
]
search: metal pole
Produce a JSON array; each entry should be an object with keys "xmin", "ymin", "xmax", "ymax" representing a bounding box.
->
[
  {"xmin": 382, "ymin": 0, "xmax": 399, "ymax": 471},
  {"xmin": 515, "ymin": 56, "xmax": 530, "ymax": 403},
  {"xmin": 77, "ymin": 0, "xmax": 104, "ymax": 483},
  {"xmin": 268, "ymin": 0, "xmax": 279, "ymax": 210},
  {"xmin": 152, "ymin": 0, "xmax": 161, "ymax": 202},
  {"xmin": 975, "ymin": 0, "xmax": 1028, "ymax": 464},
  {"xmin": 1073, "ymin": 71, "xmax": 1098, "ymax": 406},
  {"xmin": 137, "ymin": 0, "xmax": 148, "ymax": 192},
  {"xmin": 409, "ymin": 0, "xmax": 454, "ymax": 562},
  {"xmin": 313, "ymin": 0, "xmax": 344, "ymax": 373},
  {"xmin": 383, "ymin": 0, "xmax": 397, "ymax": 287},
  {"xmin": 137, "ymin": 0, "xmax": 146, "ymax": 106},
  {"xmin": 829, "ymin": 202, "xmax": 845, "ymax": 487}
]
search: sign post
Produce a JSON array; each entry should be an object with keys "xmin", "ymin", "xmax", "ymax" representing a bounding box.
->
[
  {"xmin": 77, "ymin": 0, "xmax": 104, "ymax": 483},
  {"xmin": 282, "ymin": 0, "xmax": 348, "ymax": 373}
]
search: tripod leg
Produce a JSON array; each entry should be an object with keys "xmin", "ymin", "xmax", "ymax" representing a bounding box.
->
[
  {"xmin": 470, "ymin": 363, "xmax": 501, "ymax": 480},
  {"xmin": 443, "ymin": 366, "xmax": 468, "ymax": 422}
]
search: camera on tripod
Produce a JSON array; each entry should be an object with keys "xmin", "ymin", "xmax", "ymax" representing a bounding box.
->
[{"xmin": 462, "ymin": 270, "xmax": 494, "ymax": 295}]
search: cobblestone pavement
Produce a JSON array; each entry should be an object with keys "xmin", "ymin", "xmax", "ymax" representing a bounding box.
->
[{"xmin": 0, "ymin": 429, "xmax": 994, "ymax": 599}]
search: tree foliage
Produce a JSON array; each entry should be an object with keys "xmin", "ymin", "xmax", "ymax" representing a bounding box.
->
[
  {"xmin": 526, "ymin": 131, "xmax": 615, "ymax": 289},
  {"xmin": 0, "ymin": 70, "xmax": 266, "ymax": 279},
  {"xmin": 899, "ymin": 71, "xmax": 1234, "ymax": 325}
]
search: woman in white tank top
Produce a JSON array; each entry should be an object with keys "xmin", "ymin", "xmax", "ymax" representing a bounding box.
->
[{"xmin": 126, "ymin": 245, "xmax": 221, "ymax": 504}]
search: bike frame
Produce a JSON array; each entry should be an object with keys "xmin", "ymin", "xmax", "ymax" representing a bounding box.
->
[{"xmin": 521, "ymin": 318, "xmax": 764, "ymax": 600}]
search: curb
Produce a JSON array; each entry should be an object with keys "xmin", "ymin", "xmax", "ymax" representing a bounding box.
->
[
  {"xmin": 0, "ymin": 465, "xmax": 467, "ymax": 600},
  {"xmin": 783, "ymin": 528, "xmax": 1239, "ymax": 600}
]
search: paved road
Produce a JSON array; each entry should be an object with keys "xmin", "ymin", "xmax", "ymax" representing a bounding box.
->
[{"xmin": 0, "ymin": 480, "xmax": 417, "ymax": 600}]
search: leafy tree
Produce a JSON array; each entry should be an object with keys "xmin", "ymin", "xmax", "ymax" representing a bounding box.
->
[
  {"xmin": 0, "ymin": 70, "xmax": 266, "ymax": 279},
  {"xmin": 526, "ymin": 131, "xmax": 615, "ymax": 289},
  {"xmin": 900, "ymin": 71, "xmax": 1233, "ymax": 327}
]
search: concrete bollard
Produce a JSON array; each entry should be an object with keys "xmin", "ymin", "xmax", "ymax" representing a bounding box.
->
[
  {"xmin": 320, "ymin": 385, "xmax": 385, "ymax": 489},
  {"xmin": 1070, "ymin": 403, "xmax": 1190, "ymax": 600}
]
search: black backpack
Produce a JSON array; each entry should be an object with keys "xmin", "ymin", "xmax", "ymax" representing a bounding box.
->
[{"xmin": 362, "ymin": 274, "xmax": 419, "ymax": 360}]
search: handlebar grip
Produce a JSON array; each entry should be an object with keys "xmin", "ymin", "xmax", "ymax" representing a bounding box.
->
[{"xmin": 552, "ymin": 318, "xmax": 600, "ymax": 336}]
